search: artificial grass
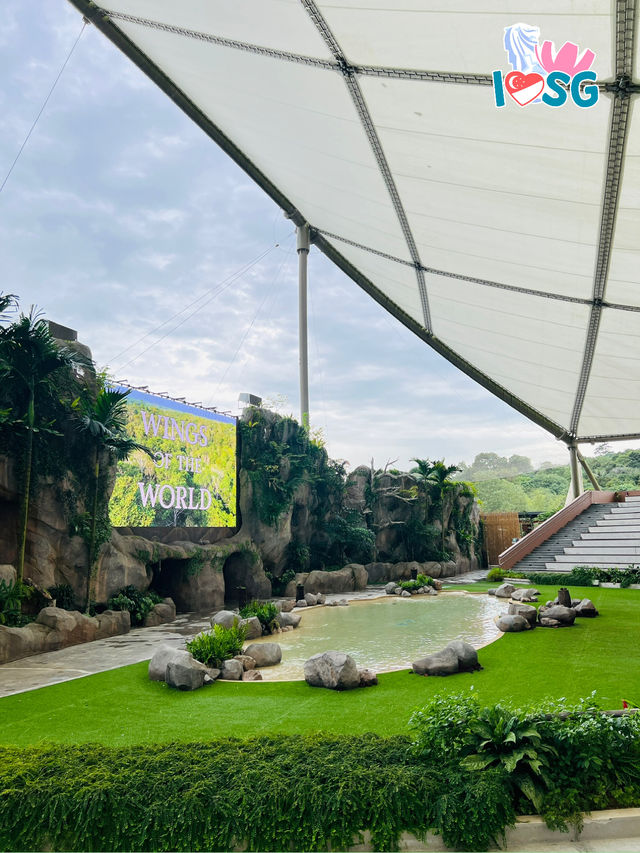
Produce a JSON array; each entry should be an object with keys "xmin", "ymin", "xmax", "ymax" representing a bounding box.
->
[{"xmin": 0, "ymin": 586, "xmax": 638, "ymax": 747}]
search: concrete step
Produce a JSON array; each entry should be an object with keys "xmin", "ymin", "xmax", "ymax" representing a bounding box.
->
[
  {"xmin": 607, "ymin": 510, "xmax": 640, "ymax": 518},
  {"xmin": 553, "ymin": 554, "xmax": 640, "ymax": 564},
  {"xmin": 594, "ymin": 519, "xmax": 640, "ymax": 527},
  {"xmin": 565, "ymin": 545, "xmax": 640, "ymax": 555},
  {"xmin": 574, "ymin": 538, "xmax": 640, "ymax": 546},
  {"xmin": 545, "ymin": 561, "xmax": 635, "ymax": 570},
  {"xmin": 624, "ymin": 496, "xmax": 640, "ymax": 503},
  {"xmin": 582, "ymin": 531, "xmax": 640, "ymax": 539}
]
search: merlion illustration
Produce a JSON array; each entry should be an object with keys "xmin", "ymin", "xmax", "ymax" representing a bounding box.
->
[{"xmin": 504, "ymin": 23, "xmax": 545, "ymax": 74}]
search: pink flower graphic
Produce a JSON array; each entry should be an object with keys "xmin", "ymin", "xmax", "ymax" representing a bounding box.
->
[{"xmin": 536, "ymin": 40, "xmax": 595, "ymax": 75}]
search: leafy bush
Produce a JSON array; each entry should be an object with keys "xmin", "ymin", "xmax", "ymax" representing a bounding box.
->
[
  {"xmin": 186, "ymin": 622, "xmax": 247, "ymax": 668},
  {"xmin": 0, "ymin": 579, "xmax": 31, "ymax": 626},
  {"xmin": 0, "ymin": 736, "xmax": 515, "ymax": 852},
  {"xmin": 107, "ymin": 585, "xmax": 162, "ymax": 627},
  {"xmin": 48, "ymin": 583, "xmax": 76, "ymax": 610},
  {"xmin": 239, "ymin": 600, "xmax": 279, "ymax": 634},
  {"xmin": 265, "ymin": 567, "xmax": 295, "ymax": 597},
  {"xmin": 399, "ymin": 573, "xmax": 435, "ymax": 592}
]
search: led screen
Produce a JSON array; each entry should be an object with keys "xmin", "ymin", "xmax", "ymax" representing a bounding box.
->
[{"xmin": 109, "ymin": 388, "xmax": 237, "ymax": 528}]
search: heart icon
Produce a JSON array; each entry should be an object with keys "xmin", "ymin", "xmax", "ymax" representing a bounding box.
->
[{"xmin": 505, "ymin": 71, "xmax": 545, "ymax": 106}]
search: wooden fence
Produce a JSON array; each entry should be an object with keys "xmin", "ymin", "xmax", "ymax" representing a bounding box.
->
[{"xmin": 482, "ymin": 512, "xmax": 521, "ymax": 567}]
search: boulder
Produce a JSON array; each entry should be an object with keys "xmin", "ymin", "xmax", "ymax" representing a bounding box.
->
[
  {"xmin": 393, "ymin": 587, "xmax": 402, "ymax": 595},
  {"xmin": 295, "ymin": 600, "xmax": 307, "ymax": 608},
  {"xmin": 148, "ymin": 644, "xmax": 182, "ymax": 681},
  {"xmin": 277, "ymin": 610, "xmax": 301, "ymax": 628},
  {"xmin": 445, "ymin": 640, "xmax": 480, "ymax": 672},
  {"xmin": 143, "ymin": 599, "xmax": 176, "ymax": 627},
  {"xmin": 496, "ymin": 614, "xmax": 530, "ymax": 632},
  {"xmin": 401, "ymin": 590, "xmax": 411, "ymax": 597},
  {"xmin": 233, "ymin": 654, "xmax": 256, "ymax": 671},
  {"xmin": 96, "ymin": 609, "xmax": 130, "ymax": 639},
  {"xmin": 211, "ymin": 610, "xmax": 239, "ymax": 630},
  {"xmin": 242, "ymin": 669, "xmax": 263, "ymax": 681},
  {"xmin": 220, "ymin": 659, "xmax": 243, "ymax": 680},
  {"xmin": 316, "ymin": 594, "xmax": 326, "ymax": 605},
  {"xmin": 538, "ymin": 605, "xmax": 576, "ymax": 628},
  {"xmin": 385, "ymin": 582, "xmax": 398, "ymax": 595},
  {"xmin": 165, "ymin": 651, "xmax": 207, "ymax": 690},
  {"xmin": 338, "ymin": 599, "xmax": 349, "ymax": 606},
  {"xmin": 510, "ymin": 588, "xmax": 539, "ymax": 602},
  {"xmin": 304, "ymin": 651, "xmax": 360, "ymax": 690},
  {"xmin": 487, "ymin": 588, "xmax": 497, "ymax": 596},
  {"xmin": 36, "ymin": 607, "xmax": 98, "ymax": 644},
  {"xmin": 278, "ymin": 599, "xmax": 295, "ymax": 613},
  {"xmin": 244, "ymin": 642, "xmax": 282, "ymax": 667},
  {"xmin": 239, "ymin": 616, "xmax": 262, "ymax": 639},
  {"xmin": 495, "ymin": 583, "xmax": 516, "ymax": 598},
  {"xmin": 304, "ymin": 592, "xmax": 318, "ymax": 606},
  {"xmin": 0, "ymin": 565, "xmax": 17, "ymax": 585},
  {"xmin": 425, "ymin": 586, "xmax": 437, "ymax": 595},
  {"xmin": 574, "ymin": 598, "xmax": 599, "ymax": 617},
  {"xmin": 359, "ymin": 668, "xmax": 378, "ymax": 687},
  {"xmin": 412, "ymin": 647, "xmax": 460, "ymax": 676},
  {"xmin": 206, "ymin": 668, "xmax": 221, "ymax": 681},
  {"xmin": 508, "ymin": 603, "xmax": 537, "ymax": 628},
  {"xmin": 365, "ymin": 562, "xmax": 395, "ymax": 583}
]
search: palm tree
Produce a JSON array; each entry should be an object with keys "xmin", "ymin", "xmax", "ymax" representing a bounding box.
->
[
  {"xmin": 412, "ymin": 458, "xmax": 461, "ymax": 558},
  {"xmin": 79, "ymin": 386, "xmax": 152, "ymax": 611},
  {"xmin": 0, "ymin": 306, "xmax": 87, "ymax": 583}
]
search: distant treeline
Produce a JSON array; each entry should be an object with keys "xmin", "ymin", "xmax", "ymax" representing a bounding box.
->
[{"xmin": 455, "ymin": 446, "xmax": 640, "ymax": 514}]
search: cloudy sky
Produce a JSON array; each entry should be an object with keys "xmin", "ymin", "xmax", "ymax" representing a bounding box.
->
[{"xmin": 0, "ymin": 0, "xmax": 611, "ymax": 472}]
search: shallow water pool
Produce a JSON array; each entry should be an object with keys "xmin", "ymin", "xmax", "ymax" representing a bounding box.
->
[{"xmin": 250, "ymin": 592, "xmax": 504, "ymax": 680}]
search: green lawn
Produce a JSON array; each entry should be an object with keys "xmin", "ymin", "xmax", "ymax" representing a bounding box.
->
[{"xmin": 1, "ymin": 586, "xmax": 638, "ymax": 747}]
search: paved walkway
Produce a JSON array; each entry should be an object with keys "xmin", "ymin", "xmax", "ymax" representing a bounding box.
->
[{"xmin": 0, "ymin": 573, "xmax": 488, "ymax": 698}]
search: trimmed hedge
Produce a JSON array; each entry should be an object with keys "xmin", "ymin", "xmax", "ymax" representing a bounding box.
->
[{"xmin": 0, "ymin": 736, "xmax": 514, "ymax": 852}]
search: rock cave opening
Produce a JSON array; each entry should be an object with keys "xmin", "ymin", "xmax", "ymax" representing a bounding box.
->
[
  {"xmin": 148, "ymin": 559, "xmax": 192, "ymax": 612},
  {"xmin": 223, "ymin": 551, "xmax": 258, "ymax": 606}
]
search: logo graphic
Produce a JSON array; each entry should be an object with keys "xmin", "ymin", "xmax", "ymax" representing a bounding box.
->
[{"xmin": 493, "ymin": 23, "xmax": 598, "ymax": 109}]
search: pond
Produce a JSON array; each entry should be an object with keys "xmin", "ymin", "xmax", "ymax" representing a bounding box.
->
[{"xmin": 250, "ymin": 592, "xmax": 504, "ymax": 680}]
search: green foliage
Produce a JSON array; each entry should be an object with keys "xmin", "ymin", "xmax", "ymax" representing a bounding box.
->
[
  {"xmin": 182, "ymin": 549, "xmax": 207, "ymax": 578},
  {"xmin": 47, "ymin": 583, "xmax": 76, "ymax": 610},
  {"xmin": 239, "ymin": 600, "xmax": 279, "ymax": 634},
  {"xmin": 324, "ymin": 511, "xmax": 375, "ymax": 565},
  {"xmin": 186, "ymin": 622, "xmax": 247, "ymax": 668},
  {"xmin": 399, "ymin": 573, "xmax": 435, "ymax": 592},
  {"xmin": 265, "ymin": 568, "xmax": 295, "ymax": 597},
  {"xmin": 106, "ymin": 585, "xmax": 161, "ymax": 627},
  {"xmin": 285, "ymin": 540, "xmax": 310, "ymax": 572},
  {"xmin": 0, "ymin": 579, "xmax": 31, "ymax": 626},
  {"xmin": 402, "ymin": 518, "xmax": 441, "ymax": 562},
  {"xmin": 0, "ymin": 735, "xmax": 517, "ymax": 853}
]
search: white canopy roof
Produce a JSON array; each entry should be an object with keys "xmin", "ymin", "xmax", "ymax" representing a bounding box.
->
[{"xmin": 68, "ymin": 0, "xmax": 640, "ymax": 445}]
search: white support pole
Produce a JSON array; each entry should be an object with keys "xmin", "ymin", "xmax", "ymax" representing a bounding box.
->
[
  {"xmin": 568, "ymin": 443, "xmax": 583, "ymax": 501},
  {"xmin": 297, "ymin": 223, "xmax": 310, "ymax": 431}
]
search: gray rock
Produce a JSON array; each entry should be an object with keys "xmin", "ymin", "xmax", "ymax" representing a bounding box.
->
[
  {"xmin": 510, "ymin": 588, "xmax": 539, "ymax": 602},
  {"xmin": 426, "ymin": 586, "xmax": 437, "ymax": 595},
  {"xmin": 574, "ymin": 598, "xmax": 598, "ymax": 617},
  {"xmin": 211, "ymin": 610, "xmax": 239, "ymax": 630},
  {"xmin": 487, "ymin": 588, "xmax": 497, "ymax": 595},
  {"xmin": 393, "ymin": 587, "xmax": 402, "ymax": 595},
  {"xmin": 233, "ymin": 654, "xmax": 256, "ymax": 670},
  {"xmin": 95, "ymin": 609, "xmax": 130, "ymax": 640},
  {"xmin": 412, "ymin": 647, "xmax": 459, "ymax": 676},
  {"xmin": 304, "ymin": 651, "xmax": 360, "ymax": 690},
  {"xmin": 279, "ymin": 599, "xmax": 295, "ymax": 613},
  {"xmin": 326, "ymin": 600, "xmax": 338, "ymax": 607},
  {"xmin": 148, "ymin": 644, "xmax": 181, "ymax": 681},
  {"xmin": 359, "ymin": 668, "xmax": 378, "ymax": 687},
  {"xmin": 401, "ymin": 590, "xmax": 411, "ymax": 597},
  {"xmin": 304, "ymin": 592, "xmax": 317, "ymax": 606},
  {"xmin": 165, "ymin": 651, "xmax": 207, "ymax": 690},
  {"xmin": 220, "ymin": 659, "xmax": 243, "ymax": 680},
  {"xmin": 239, "ymin": 616, "xmax": 262, "ymax": 639},
  {"xmin": 242, "ymin": 669, "xmax": 263, "ymax": 681},
  {"xmin": 508, "ymin": 603, "xmax": 537, "ymax": 628},
  {"xmin": 495, "ymin": 583, "xmax": 516, "ymax": 598},
  {"xmin": 571, "ymin": 598, "xmax": 582, "ymax": 607},
  {"xmin": 337, "ymin": 598, "xmax": 349, "ymax": 606},
  {"xmin": 244, "ymin": 642, "xmax": 282, "ymax": 667},
  {"xmin": 295, "ymin": 599, "xmax": 307, "ymax": 608},
  {"xmin": 496, "ymin": 614, "xmax": 530, "ymax": 632},
  {"xmin": 557, "ymin": 588, "xmax": 572, "ymax": 608},
  {"xmin": 0, "ymin": 565, "xmax": 17, "ymax": 586},
  {"xmin": 538, "ymin": 605, "xmax": 576, "ymax": 627},
  {"xmin": 445, "ymin": 640, "xmax": 480, "ymax": 672},
  {"xmin": 143, "ymin": 600, "xmax": 176, "ymax": 627},
  {"xmin": 316, "ymin": 594, "xmax": 326, "ymax": 605},
  {"xmin": 277, "ymin": 610, "xmax": 301, "ymax": 628},
  {"xmin": 205, "ymin": 667, "xmax": 221, "ymax": 681}
]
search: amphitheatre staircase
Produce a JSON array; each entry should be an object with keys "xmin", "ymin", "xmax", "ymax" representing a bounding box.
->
[{"xmin": 499, "ymin": 493, "xmax": 640, "ymax": 575}]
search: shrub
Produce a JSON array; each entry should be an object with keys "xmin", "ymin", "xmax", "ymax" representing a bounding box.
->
[
  {"xmin": 0, "ymin": 579, "xmax": 32, "ymax": 627},
  {"xmin": 239, "ymin": 600, "xmax": 279, "ymax": 634},
  {"xmin": 186, "ymin": 622, "xmax": 247, "ymax": 668},
  {"xmin": 107, "ymin": 585, "xmax": 162, "ymax": 627},
  {"xmin": 48, "ymin": 583, "xmax": 76, "ymax": 610},
  {"xmin": 399, "ymin": 573, "xmax": 435, "ymax": 592}
]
